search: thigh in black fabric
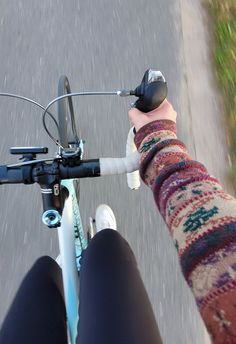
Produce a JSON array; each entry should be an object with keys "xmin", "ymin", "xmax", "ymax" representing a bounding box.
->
[
  {"xmin": 78, "ymin": 229, "xmax": 162, "ymax": 344},
  {"xmin": 0, "ymin": 256, "xmax": 67, "ymax": 344}
]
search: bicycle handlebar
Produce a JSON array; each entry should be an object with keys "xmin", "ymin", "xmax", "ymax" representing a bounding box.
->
[
  {"xmin": 100, "ymin": 152, "xmax": 139, "ymax": 176},
  {"xmin": 125, "ymin": 128, "xmax": 140, "ymax": 190},
  {"xmin": 0, "ymin": 154, "xmax": 140, "ymax": 228},
  {"xmin": 0, "ymin": 153, "xmax": 140, "ymax": 185},
  {"xmin": 0, "ymin": 165, "xmax": 29, "ymax": 184},
  {"xmin": 0, "ymin": 160, "xmax": 98, "ymax": 185}
]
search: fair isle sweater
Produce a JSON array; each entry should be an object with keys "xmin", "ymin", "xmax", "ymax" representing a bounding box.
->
[{"xmin": 135, "ymin": 120, "xmax": 236, "ymax": 344}]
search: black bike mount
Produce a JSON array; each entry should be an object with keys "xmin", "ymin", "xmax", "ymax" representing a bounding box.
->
[
  {"xmin": 60, "ymin": 147, "xmax": 82, "ymax": 166},
  {"xmin": 10, "ymin": 147, "xmax": 48, "ymax": 162}
]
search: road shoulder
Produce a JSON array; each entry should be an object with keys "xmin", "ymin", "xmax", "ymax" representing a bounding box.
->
[{"xmin": 180, "ymin": 0, "xmax": 232, "ymax": 194}]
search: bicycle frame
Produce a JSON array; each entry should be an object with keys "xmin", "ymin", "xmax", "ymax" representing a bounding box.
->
[
  {"xmin": 58, "ymin": 177, "xmax": 87, "ymax": 344},
  {"xmin": 57, "ymin": 140, "xmax": 87, "ymax": 344}
]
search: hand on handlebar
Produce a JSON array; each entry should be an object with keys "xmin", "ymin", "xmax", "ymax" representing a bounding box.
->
[{"xmin": 128, "ymin": 99, "xmax": 177, "ymax": 132}]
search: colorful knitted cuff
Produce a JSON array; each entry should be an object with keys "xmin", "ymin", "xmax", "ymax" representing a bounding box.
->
[{"xmin": 134, "ymin": 120, "xmax": 177, "ymax": 149}]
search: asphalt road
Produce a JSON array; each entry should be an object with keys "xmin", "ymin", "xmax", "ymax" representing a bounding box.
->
[{"xmin": 0, "ymin": 1, "xmax": 226, "ymax": 343}]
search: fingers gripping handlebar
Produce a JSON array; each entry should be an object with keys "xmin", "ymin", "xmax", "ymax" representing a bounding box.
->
[{"xmin": 124, "ymin": 69, "xmax": 168, "ymax": 189}]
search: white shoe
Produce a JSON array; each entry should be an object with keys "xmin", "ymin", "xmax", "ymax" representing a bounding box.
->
[{"xmin": 95, "ymin": 204, "xmax": 117, "ymax": 232}]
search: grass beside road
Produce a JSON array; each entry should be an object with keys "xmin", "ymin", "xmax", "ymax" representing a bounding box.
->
[{"xmin": 207, "ymin": 1, "xmax": 236, "ymax": 184}]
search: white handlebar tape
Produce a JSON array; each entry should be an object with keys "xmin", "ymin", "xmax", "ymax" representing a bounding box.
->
[
  {"xmin": 100, "ymin": 151, "xmax": 140, "ymax": 176},
  {"xmin": 126, "ymin": 127, "xmax": 140, "ymax": 190}
]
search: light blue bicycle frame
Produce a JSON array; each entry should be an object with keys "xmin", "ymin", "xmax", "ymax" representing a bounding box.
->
[{"xmin": 57, "ymin": 141, "xmax": 87, "ymax": 344}]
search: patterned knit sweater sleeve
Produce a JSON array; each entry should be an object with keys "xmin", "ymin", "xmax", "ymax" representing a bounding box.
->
[{"xmin": 134, "ymin": 120, "xmax": 236, "ymax": 344}]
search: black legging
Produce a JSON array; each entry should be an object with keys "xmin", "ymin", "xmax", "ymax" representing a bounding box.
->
[{"xmin": 0, "ymin": 229, "xmax": 162, "ymax": 344}]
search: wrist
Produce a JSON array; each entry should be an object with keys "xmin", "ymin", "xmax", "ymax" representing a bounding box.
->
[{"xmin": 134, "ymin": 120, "xmax": 177, "ymax": 149}]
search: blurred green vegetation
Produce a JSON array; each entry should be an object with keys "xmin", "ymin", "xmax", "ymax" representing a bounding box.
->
[{"xmin": 207, "ymin": 0, "xmax": 236, "ymax": 184}]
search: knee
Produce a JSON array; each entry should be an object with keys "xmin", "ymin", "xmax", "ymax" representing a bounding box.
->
[
  {"xmin": 29, "ymin": 256, "xmax": 60, "ymax": 278},
  {"xmin": 83, "ymin": 229, "xmax": 136, "ymax": 268},
  {"xmin": 33, "ymin": 255, "xmax": 55, "ymax": 269}
]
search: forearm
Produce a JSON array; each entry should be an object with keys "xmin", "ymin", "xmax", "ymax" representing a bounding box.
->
[{"xmin": 135, "ymin": 120, "xmax": 236, "ymax": 343}]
